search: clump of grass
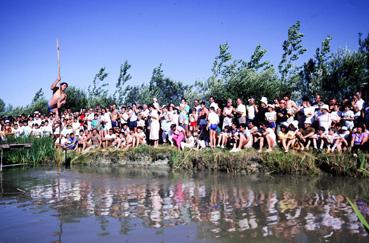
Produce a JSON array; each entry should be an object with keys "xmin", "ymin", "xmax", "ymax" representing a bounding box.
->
[
  {"xmin": 316, "ymin": 153, "xmax": 369, "ymax": 176},
  {"xmin": 2, "ymin": 136, "xmax": 55, "ymax": 166},
  {"xmin": 260, "ymin": 150, "xmax": 319, "ymax": 175}
]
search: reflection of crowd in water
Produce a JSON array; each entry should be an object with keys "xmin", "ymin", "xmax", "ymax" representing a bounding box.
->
[{"xmin": 27, "ymin": 175, "xmax": 369, "ymax": 240}]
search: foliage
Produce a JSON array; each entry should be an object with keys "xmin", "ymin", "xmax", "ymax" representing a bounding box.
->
[
  {"xmin": 321, "ymin": 48, "xmax": 368, "ymax": 99},
  {"xmin": 64, "ymin": 86, "xmax": 88, "ymax": 112},
  {"xmin": 301, "ymin": 36, "xmax": 332, "ymax": 97},
  {"xmin": 87, "ymin": 67, "xmax": 110, "ymax": 107},
  {"xmin": 123, "ymin": 64, "xmax": 192, "ymax": 105},
  {"xmin": 197, "ymin": 42, "xmax": 283, "ymax": 104},
  {"xmin": 0, "ymin": 98, "xmax": 6, "ymax": 113},
  {"xmin": 278, "ymin": 21, "xmax": 307, "ymax": 92},
  {"xmin": 114, "ymin": 61, "xmax": 132, "ymax": 106},
  {"xmin": 246, "ymin": 44, "xmax": 272, "ymax": 71},
  {"xmin": 1, "ymin": 136, "xmax": 55, "ymax": 166},
  {"xmin": 31, "ymin": 88, "xmax": 44, "ymax": 104}
]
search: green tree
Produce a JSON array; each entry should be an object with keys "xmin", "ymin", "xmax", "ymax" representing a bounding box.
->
[
  {"xmin": 87, "ymin": 67, "xmax": 109, "ymax": 107},
  {"xmin": 301, "ymin": 36, "xmax": 332, "ymax": 97},
  {"xmin": 227, "ymin": 67, "xmax": 282, "ymax": 103},
  {"xmin": 322, "ymin": 48, "xmax": 367, "ymax": 99},
  {"xmin": 0, "ymin": 98, "xmax": 5, "ymax": 113},
  {"xmin": 211, "ymin": 42, "xmax": 232, "ymax": 78},
  {"xmin": 32, "ymin": 88, "xmax": 44, "ymax": 104},
  {"xmin": 246, "ymin": 44, "xmax": 271, "ymax": 71},
  {"xmin": 278, "ymin": 21, "xmax": 307, "ymax": 89},
  {"xmin": 65, "ymin": 86, "xmax": 88, "ymax": 111},
  {"xmin": 114, "ymin": 61, "xmax": 132, "ymax": 106}
]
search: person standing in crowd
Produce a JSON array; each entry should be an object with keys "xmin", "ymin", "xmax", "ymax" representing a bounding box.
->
[
  {"xmin": 207, "ymin": 107, "xmax": 219, "ymax": 149},
  {"xmin": 236, "ymin": 98, "xmax": 247, "ymax": 126},
  {"xmin": 149, "ymin": 104, "xmax": 160, "ymax": 147}
]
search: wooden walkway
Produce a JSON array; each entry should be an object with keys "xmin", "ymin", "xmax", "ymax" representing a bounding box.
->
[{"xmin": 0, "ymin": 143, "xmax": 32, "ymax": 172}]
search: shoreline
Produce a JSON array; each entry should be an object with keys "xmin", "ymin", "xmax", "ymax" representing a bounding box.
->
[{"xmin": 69, "ymin": 145, "xmax": 369, "ymax": 177}]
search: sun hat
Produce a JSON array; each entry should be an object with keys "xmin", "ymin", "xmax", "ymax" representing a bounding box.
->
[
  {"xmin": 321, "ymin": 104, "xmax": 329, "ymax": 111},
  {"xmin": 290, "ymin": 120, "xmax": 299, "ymax": 128},
  {"xmin": 260, "ymin": 97, "xmax": 268, "ymax": 104}
]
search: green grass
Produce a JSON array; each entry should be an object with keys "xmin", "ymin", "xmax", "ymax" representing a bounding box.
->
[
  {"xmin": 346, "ymin": 197, "xmax": 369, "ymax": 231},
  {"xmin": 1, "ymin": 136, "xmax": 55, "ymax": 166},
  {"xmin": 2, "ymin": 136, "xmax": 369, "ymax": 177}
]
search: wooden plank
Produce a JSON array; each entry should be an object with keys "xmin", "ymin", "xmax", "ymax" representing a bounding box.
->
[
  {"xmin": 0, "ymin": 143, "xmax": 32, "ymax": 149},
  {"xmin": 1, "ymin": 164, "xmax": 26, "ymax": 168}
]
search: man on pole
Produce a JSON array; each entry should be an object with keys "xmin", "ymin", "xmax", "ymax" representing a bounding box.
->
[
  {"xmin": 48, "ymin": 39, "xmax": 68, "ymax": 124},
  {"xmin": 48, "ymin": 75, "xmax": 68, "ymax": 120}
]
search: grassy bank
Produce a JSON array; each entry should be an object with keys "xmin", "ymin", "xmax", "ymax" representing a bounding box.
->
[
  {"xmin": 2, "ymin": 137, "xmax": 369, "ymax": 177},
  {"xmin": 71, "ymin": 145, "xmax": 369, "ymax": 177}
]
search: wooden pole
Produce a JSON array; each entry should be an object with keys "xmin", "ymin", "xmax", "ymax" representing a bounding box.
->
[
  {"xmin": 57, "ymin": 39, "xmax": 60, "ymax": 78},
  {"xmin": 57, "ymin": 39, "xmax": 63, "ymax": 166}
]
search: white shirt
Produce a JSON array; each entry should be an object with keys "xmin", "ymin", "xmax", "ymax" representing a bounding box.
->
[
  {"xmin": 237, "ymin": 104, "xmax": 246, "ymax": 117},
  {"xmin": 246, "ymin": 105, "xmax": 256, "ymax": 120},
  {"xmin": 208, "ymin": 112, "xmax": 219, "ymax": 125}
]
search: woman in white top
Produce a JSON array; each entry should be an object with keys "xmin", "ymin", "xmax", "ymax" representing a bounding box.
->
[
  {"xmin": 317, "ymin": 105, "xmax": 332, "ymax": 133},
  {"xmin": 207, "ymin": 107, "xmax": 219, "ymax": 149},
  {"xmin": 222, "ymin": 99, "xmax": 234, "ymax": 129},
  {"xmin": 149, "ymin": 105, "xmax": 160, "ymax": 147},
  {"xmin": 341, "ymin": 105, "xmax": 354, "ymax": 130}
]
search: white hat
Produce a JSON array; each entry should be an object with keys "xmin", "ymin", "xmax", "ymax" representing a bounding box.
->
[
  {"xmin": 304, "ymin": 119, "xmax": 312, "ymax": 124},
  {"xmin": 321, "ymin": 104, "xmax": 329, "ymax": 111},
  {"xmin": 5, "ymin": 120, "xmax": 10, "ymax": 123},
  {"xmin": 260, "ymin": 97, "xmax": 268, "ymax": 104},
  {"xmin": 290, "ymin": 120, "xmax": 299, "ymax": 128},
  {"xmin": 341, "ymin": 126, "xmax": 348, "ymax": 131}
]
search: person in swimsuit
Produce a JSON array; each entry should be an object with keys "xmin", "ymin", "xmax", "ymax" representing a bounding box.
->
[{"xmin": 48, "ymin": 75, "xmax": 68, "ymax": 122}]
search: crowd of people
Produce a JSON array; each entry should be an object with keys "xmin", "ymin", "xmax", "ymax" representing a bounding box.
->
[{"xmin": 1, "ymin": 92, "xmax": 369, "ymax": 155}]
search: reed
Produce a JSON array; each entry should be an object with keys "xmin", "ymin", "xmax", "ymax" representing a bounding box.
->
[{"xmin": 1, "ymin": 136, "xmax": 55, "ymax": 165}]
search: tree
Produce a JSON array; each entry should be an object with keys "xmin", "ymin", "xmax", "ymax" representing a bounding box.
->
[
  {"xmin": 87, "ymin": 67, "xmax": 109, "ymax": 107},
  {"xmin": 246, "ymin": 44, "xmax": 271, "ymax": 71},
  {"xmin": 114, "ymin": 61, "xmax": 132, "ymax": 106},
  {"xmin": 301, "ymin": 36, "xmax": 332, "ymax": 97},
  {"xmin": 321, "ymin": 48, "xmax": 367, "ymax": 99},
  {"xmin": 0, "ymin": 98, "xmax": 5, "ymax": 113},
  {"xmin": 278, "ymin": 21, "xmax": 307, "ymax": 88},
  {"xmin": 211, "ymin": 43, "xmax": 232, "ymax": 78},
  {"xmin": 32, "ymin": 88, "xmax": 44, "ymax": 104},
  {"xmin": 65, "ymin": 86, "xmax": 88, "ymax": 111}
]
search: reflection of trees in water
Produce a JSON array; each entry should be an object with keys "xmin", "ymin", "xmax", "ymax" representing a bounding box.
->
[{"xmin": 21, "ymin": 172, "xmax": 369, "ymax": 241}]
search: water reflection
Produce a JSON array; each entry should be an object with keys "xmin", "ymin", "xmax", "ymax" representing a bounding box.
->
[{"xmin": 1, "ymin": 168, "xmax": 369, "ymax": 242}]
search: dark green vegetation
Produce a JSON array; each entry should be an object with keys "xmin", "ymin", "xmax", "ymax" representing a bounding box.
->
[
  {"xmin": 1, "ymin": 22, "xmax": 369, "ymax": 114},
  {"xmin": 1, "ymin": 136, "xmax": 55, "ymax": 166},
  {"xmin": 2, "ymin": 137, "xmax": 369, "ymax": 177},
  {"xmin": 71, "ymin": 145, "xmax": 369, "ymax": 177}
]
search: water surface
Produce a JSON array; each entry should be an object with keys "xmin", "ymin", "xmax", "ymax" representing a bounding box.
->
[{"xmin": 0, "ymin": 167, "xmax": 368, "ymax": 242}]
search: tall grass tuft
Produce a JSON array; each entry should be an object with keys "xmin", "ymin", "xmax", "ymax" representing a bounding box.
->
[{"xmin": 1, "ymin": 136, "xmax": 55, "ymax": 165}]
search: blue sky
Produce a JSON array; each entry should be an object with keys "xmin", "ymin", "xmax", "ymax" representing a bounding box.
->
[{"xmin": 1, "ymin": 0, "xmax": 368, "ymax": 106}]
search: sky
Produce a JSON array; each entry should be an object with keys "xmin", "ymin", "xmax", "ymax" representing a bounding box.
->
[{"xmin": 0, "ymin": 0, "xmax": 368, "ymax": 106}]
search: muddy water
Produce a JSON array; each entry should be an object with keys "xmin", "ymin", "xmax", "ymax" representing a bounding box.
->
[{"xmin": 0, "ymin": 167, "xmax": 368, "ymax": 242}]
